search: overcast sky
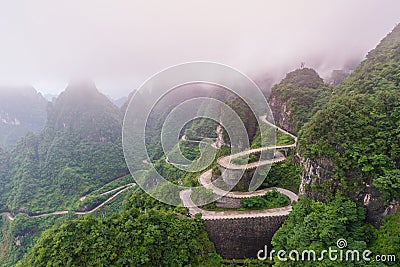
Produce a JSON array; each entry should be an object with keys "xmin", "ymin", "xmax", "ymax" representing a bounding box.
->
[{"xmin": 0, "ymin": 0, "xmax": 399, "ymax": 98}]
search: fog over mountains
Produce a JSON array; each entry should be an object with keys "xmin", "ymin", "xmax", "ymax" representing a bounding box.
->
[
  {"xmin": 0, "ymin": 0, "xmax": 399, "ymax": 98},
  {"xmin": 0, "ymin": 87, "xmax": 47, "ymax": 149}
]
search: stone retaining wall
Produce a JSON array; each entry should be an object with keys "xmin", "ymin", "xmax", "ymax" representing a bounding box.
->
[
  {"xmin": 215, "ymin": 196, "xmax": 242, "ymax": 209},
  {"xmin": 203, "ymin": 215, "xmax": 287, "ymax": 259}
]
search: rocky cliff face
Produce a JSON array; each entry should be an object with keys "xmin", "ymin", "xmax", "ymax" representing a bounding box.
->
[
  {"xmin": 46, "ymin": 80, "xmax": 122, "ymax": 142},
  {"xmin": 297, "ymin": 25, "xmax": 400, "ymax": 226},
  {"xmin": 268, "ymin": 68, "xmax": 330, "ymax": 135},
  {"xmin": 0, "ymin": 86, "xmax": 48, "ymax": 149},
  {"xmin": 268, "ymin": 95, "xmax": 295, "ymax": 134},
  {"xmin": 298, "ymin": 155, "xmax": 387, "ymax": 225}
]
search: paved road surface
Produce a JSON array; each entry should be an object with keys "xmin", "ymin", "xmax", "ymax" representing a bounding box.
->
[
  {"xmin": 198, "ymin": 169, "xmax": 298, "ymax": 201},
  {"xmin": 1, "ymin": 181, "xmax": 136, "ymax": 221},
  {"xmin": 180, "ymin": 189, "xmax": 294, "ymax": 220},
  {"xmin": 179, "ymin": 116, "xmax": 299, "ymax": 220}
]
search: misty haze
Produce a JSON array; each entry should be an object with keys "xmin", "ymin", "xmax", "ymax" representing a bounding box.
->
[
  {"xmin": 0, "ymin": 1, "xmax": 399, "ymax": 266},
  {"xmin": 0, "ymin": 0, "xmax": 399, "ymax": 97}
]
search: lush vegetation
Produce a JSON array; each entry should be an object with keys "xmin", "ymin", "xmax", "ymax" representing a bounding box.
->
[
  {"xmin": 155, "ymin": 145, "xmax": 231, "ymax": 187},
  {"xmin": 0, "ymin": 82, "xmax": 130, "ymax": 265},
  {"xmin": 276, "ymin": 131, "xmax": 295, "ymax": 145},
  {"xmin": 0, "ymin": 85, "xmax": 129, "ymax": 214},
  {"xmin": 168, "ymin": 140, "xmax": 202, "ymax": 163},
  {"xmin": 259, "ymin": 155, "xmax": 302, "ymax": 194},
  {"xmin": 272, "ymin": 194, "xmax": 400, "ymax": 266},
  {"xmin": 222, "ymin": 95, "xmax": 258, "ymax": 146},
  {"xmin": 272, "ymin": 194, "xmax": 373, "ymax": 266},
  {"xmin": 240, "ymin": 196, "xmax": 269, "ymax": 209},
  {"xmin": 231, "ymin": 152, "xmax": 261, "ymax": 165},
  {"xmin": 1, "ymin": 25, "xmax": 400, "ymax": 267},
  {"xmin": 184, "ymin": 117, "xmax": 218, "ymax": 140},
  {"xmin": 0, "ymin": 212, "xmax": 75, "ymax": 267},
  {"xmin": 0, "ymin": 148, "xmax": 9, "ymax": 212},
  {"xmin": 268, "ymin": 68, "xmax": 333, "ymax": 134},
  {"xmin": 74, "ymin": 178, "xmax": 135, "ymax": 213},
  {"xmin": 0, "ymin": 86, "xmax": 48, "ymax": 149},
  {"xmin": 144, "ymin": 85, "xmax": 223, "ymax": 162},
  {"xmin": 240, "ymin": 188, "xmax": 289, "ymax": 209},
  {"xmin": 298, "ymin": 25, "xmax": 400, "ymax": 204},
  {"xmin": 17, "ymin": 189, "xmax": 222, "ymax": 267},
  {"xmin": 371, "ymin": 212, "xmax": 400, "ymax": 264},
  {"xmin": 250, "ymin": 125, "xmax": 294, "ymax": 150}
]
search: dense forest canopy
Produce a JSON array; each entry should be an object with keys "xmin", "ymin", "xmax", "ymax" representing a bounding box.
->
[
  {"xmin": 0, "ymin": 81, "xmax": 129, "ymax": 266},
  {"xmin": 299, "ymin": 25, "xmax": 400, "ymax": 206},
  {"xmin": 16, "ymin": 189, "xmax": 222, "ymax": 267},
  {"xmin": 0, "ymin": 87, "xmax": 48, "ymax": 149},
  {"xmin": 268, "ymin": 68, "xmax": 333, "ymax": 134},
  {"xmin": 1, "ymin": 24, "xmax": 400, "ymax": 267}
]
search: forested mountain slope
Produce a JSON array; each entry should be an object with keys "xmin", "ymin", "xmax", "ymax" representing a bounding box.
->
[
  {"xmin": 0, "ymin": 87, "xmax": 47, "ymax": 149},
  {"xmin": 0, "ymin": 81, "xmax": 129, "ymax": 266},
  {"xmin": 16, "ymin": 189, "xmax": 222, "ymax": 267},
  {"xmin": 0, "ymin": 80, "xmax": 128, "ymax": 214},
  {"xmin": 3, "ymin": 25, "xmax": 400, "ymax": 267},
  {"xmin": 298, "ymin": 24, "xmax": 400, "ymax": 225},
  {"xmin": 268, "ymin": 68, "xmax": 333, "ymax": 134}
]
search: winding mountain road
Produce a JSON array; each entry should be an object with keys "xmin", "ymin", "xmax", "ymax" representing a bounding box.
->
[
  {"xmin": 0, "ymin": 179, "xmax": 136, "ymax": 221},
  {"xmin": 179, "ymin": 116, "xmax": 299, "ymax": 219},
  {"xmin": 198, "ymin": 169, "xmax": 298, "ymax": 201},
  {"xmin": 1, "ymin": 116, "xmax": 298, "ymax": 222},
  {"xmin": 217, "ymin": 115, "xmax": 296, "ymax": 170},
  {"xmin": 180, "ymin": 189, "xmax": 294, "ymax": 220},
  {"xmin": 260, "ymin": 115, "xmax": 298, "ymax": 142},
  {"xmin": 0, "ymin": 212, "xmax": 15, "ymax": 221},
  {"xmin": 76, "ymin": 184, "xmax": 135, "ymax": 215}
]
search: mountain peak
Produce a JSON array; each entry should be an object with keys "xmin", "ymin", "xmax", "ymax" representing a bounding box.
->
[
  {"xmin": 268, "ymin": 67, "xmax": 331, "ymax": 133},
  {"xmin": 46, "ymin": 81, "xmax": 122, "ymax": 141},
  {"xmin": 283, "ymin": 68, "xmax": 324, "ymax": 89},
  {"xmin": 0, "ymin": 86, "xmax": 47, "ymax": 149},
  {"xmin": 63, "ymin": 79, "xmax": 99, "ymax": 96}
]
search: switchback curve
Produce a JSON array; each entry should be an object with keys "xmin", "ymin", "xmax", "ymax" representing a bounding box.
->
[
  {"xmin": 1, "ymin": 179, "xmax": 135, "ymax": 221},
  {"xmin": 179, "ymin": 116, "xmax": 299, "ymax": 219}
]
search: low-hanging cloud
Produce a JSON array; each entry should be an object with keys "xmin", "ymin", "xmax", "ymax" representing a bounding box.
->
[{"xmin": 0, "ymin": 0, "xmax": 399, "ymax": 97}]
